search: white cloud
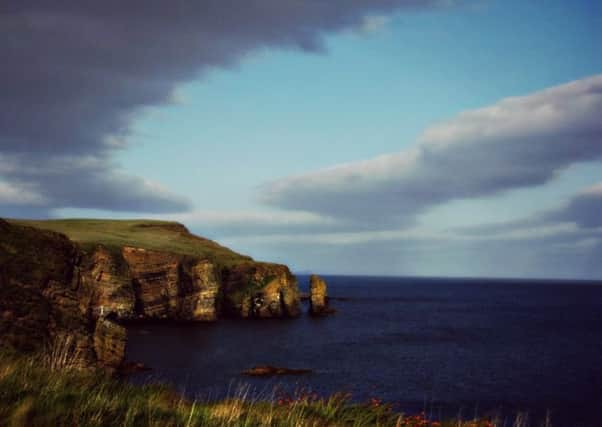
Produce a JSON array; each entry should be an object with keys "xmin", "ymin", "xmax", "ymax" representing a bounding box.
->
[
  {"xmin": 160, "ymin": 209, "xmax": 340, "ymax": 237},
  {"xmin": 261, "ymin": 75, "xmax": 602, "ymax": 227},
  {"xmin": 0, "ymin": 181, "xmax": 47, "ymax": 205},
  {"xmin": 356, "ymin": 15, "xmax": 391, "ymax": 34}
]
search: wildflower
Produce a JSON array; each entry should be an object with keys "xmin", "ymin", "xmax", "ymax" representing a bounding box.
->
[{"xmin": 369, "ymin": 397, "xmax": 383, "ymax": 408}]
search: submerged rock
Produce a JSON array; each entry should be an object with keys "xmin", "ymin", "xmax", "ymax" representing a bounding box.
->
[
  {"xmin": 242, "ymin": 365, "xmax": 312, "ymax": 377},
  {"xmin": 309, "ymin": 274, "xmax": 335, "ymax": 316}
]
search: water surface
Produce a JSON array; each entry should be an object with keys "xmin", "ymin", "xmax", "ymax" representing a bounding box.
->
[{"xmin": 126, "ymin": 275, "xmax": 602, "ymax": 425}]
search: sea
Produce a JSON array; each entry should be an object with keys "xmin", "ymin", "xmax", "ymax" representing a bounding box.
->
[{"xmin": 126, "ymin": 275, "xmax": 602, "ymax": 426}]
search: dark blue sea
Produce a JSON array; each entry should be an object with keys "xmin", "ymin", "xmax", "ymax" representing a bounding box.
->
[{"xmin": 126, "ymin": 275, "xmax": 602, "ymax": 426}]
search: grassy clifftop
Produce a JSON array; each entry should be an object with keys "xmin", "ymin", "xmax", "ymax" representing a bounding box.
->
[
  {"xmin": 3, "ymin": 218, "xmax": 299, "ymax": 327},
  {"xmin": 9, "ymin": 219, "xmax": 252, "ymax": 267}
]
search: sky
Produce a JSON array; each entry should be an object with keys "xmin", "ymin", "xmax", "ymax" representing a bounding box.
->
[{"xmin": 2, "ymin": 0, "xmax": 602, "ymax": 279}]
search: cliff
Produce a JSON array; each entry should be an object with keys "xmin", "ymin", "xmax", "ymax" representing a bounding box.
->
[
  {"xmin": 0, "ymin": 219, "xmax": 96, "ymax": 366},
  {"xmin": 0, "ymin": 219, "xmax": 300, "ymax": 370}
]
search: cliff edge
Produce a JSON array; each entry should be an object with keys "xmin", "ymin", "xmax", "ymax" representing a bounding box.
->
[{"xmin": 0, "ymin": 219, "xmax": 300, "ymax": 370}]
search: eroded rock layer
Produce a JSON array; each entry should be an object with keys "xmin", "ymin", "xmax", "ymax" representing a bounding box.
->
[
  {"xmin": 93, "ymin": 317, "xmax": 127, "ymax": 371},
  {"xmin": 0, "ymin": 219, "xmax": 301, "ymax": 370},
  {"xmin": 0, "ymin": 220, "xmax": 96, "ymax": 366},
  {"xmin": 122, "ymin": 247, "xmax": 219, "ymax": 321},
  {"xmin": 85, "ymin": 246, "xmax": 135, "ymax": 319},
  {"xmin": 221, "ymin": 263, "xmax": 300, "ymax": 318}
]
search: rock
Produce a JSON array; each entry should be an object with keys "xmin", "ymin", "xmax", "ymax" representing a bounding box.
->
[
  {"xmin": 186, "ymin": 260, "xmax": 221, "ymax": 321},
  {"xmin": 93, "ymin": 317, "xmax": 127, "ymax": 370},
  {"xmin": 122, "ymin": 247, "xmax": 220, "ymax": 321},
  {"xmin": 221, "ymin": 263, "xmax": 300, "ymax": 318},
  {"xmin": 309, "ymin": 274, "xmax": 335, "ymax": 316},
  {"xmin": 242, "ymin": 365, "xmax": 312, "ymax": 376},
  {"xmin": 86, "ymin": 246, "xmax": 135, "ymax": 320},
  {"xmin": 0, "ymin": 221, "xmax": 96, "ymax": 365},
  {"xmin": 122, "ymin": 247, "xmax": 181, "ymax": 319}
]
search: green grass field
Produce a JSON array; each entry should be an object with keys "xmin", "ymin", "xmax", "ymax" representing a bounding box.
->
[{"xmin": 9, "ymin": 219, "xmax": 253, "ymax": 267}]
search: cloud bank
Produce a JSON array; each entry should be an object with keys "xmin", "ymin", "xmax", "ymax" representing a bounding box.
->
[
  {"xmin": 261, "ymin": 75, "xmax": 602, "ymax": 227},
  {"xmin": 218, "ymin": 182, "xmax": 602, "ymax": 278},
  {"xmin": 547, "ymin": 183, "xmax": 602, "ymax": 229},
  {"xmin": 1, "ymin": 0, "xmax": 442, "ymax": 216}
]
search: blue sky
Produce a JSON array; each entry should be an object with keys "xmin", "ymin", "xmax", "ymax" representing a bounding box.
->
[
  {"xmin": 121, "ymin": 0, "xmax": 601, "ymax": 211},
  {"xmin": 2, "ymin": 0, "xmax": 602, "ymax": 278}
]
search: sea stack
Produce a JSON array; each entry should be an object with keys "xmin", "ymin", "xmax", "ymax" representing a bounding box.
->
[{"xmin": 309, "ymin": 274, "xmax": 334, "ymax": 316}]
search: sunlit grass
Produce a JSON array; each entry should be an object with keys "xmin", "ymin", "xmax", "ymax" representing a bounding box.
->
[{"xmin": 8, "ymin": 218, "xmax": 253, "ymax": 267}]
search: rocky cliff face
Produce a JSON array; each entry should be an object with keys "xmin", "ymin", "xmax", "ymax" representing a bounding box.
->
[
  {"xmin": 93, "ymin": 317, "xmax": 127, "ymax": 370},
  {"xmin": 0, "ymin": 220, "xmax": 97, "ymax": 367},
  {"xmin": 0, "ymin": 219, "xmax": 301, "ymax": 370},
  {"xmin": 221, "ymin": 263, "xmax": 300, "ymax": 318},
  {"xmin": 85, "ymin": 246, "xmax": 135, "ymax": 319},
  {"xmin": 122, "ymin": 247, "xmax": 220, "ymax": 321},
  {"xmin": 83, "ymin": 245, "xmax": 299, "ymax": 323}
]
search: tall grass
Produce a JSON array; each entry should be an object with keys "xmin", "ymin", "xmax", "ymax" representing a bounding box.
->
[
  {"xmin": 0, "ymin": 351, "xmax": 537, "ymax": 427},
  {"xmin": 43, "ymin": 333, "xmax": 83, "ymax": 372}
]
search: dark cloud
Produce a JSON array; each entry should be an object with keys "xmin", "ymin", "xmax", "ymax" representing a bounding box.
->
[
  {"xmin": 1, "ymin": 0, "xmax": 442, "ymax": 215},
  {"xmin": 261, "ymin": 75, "xmax": 602, "ymax": 226},
  {"xmin": 0, "ymin": 152, "xmax": 192, "ymax": 214},
  {"xmin": 546, "ymin": 184, "xmax": 602, "ymax": 228}
]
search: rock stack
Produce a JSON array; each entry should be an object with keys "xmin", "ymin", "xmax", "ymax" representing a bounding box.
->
[{"xmin": 309, "ymin": 274, "xmax": 335, "ymax": 316}]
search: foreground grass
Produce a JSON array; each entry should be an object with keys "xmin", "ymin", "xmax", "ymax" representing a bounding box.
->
[
  {"xmin": 0, "ymin": 352, "xmax": 506, "ymax": 427},
  {"xmin": 8, "ymin": 219, "xmax": 252, "ymax": 267}
]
